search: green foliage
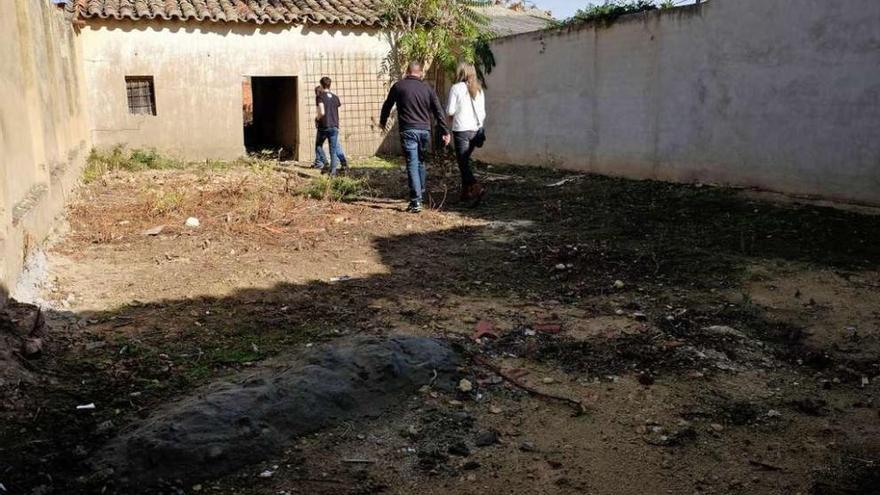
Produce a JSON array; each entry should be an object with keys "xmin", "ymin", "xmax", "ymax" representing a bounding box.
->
[
  {"xmin": 83, "ymin": 146, "xmax": 269, "ymax": 183},
  {"xmin": 380, "ymin": 0, "xmax": 495, "ymax": 79},
  {"xmin": 558, "ymin": 1, "xmax": 658, "ymax": 28},
  {"xmin": 301, "ymin": 175, "xmax": 367, "ymax": 201},
  {"xmin": 84, "ymin": 146, "xmax": 182, "ymax": 182},
  {"xmin": 353, "ymin": 155, "xmax": 404, "ymax": 169}
]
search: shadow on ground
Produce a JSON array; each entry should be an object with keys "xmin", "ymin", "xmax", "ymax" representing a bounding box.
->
[{"xmin": 2, "ymin": 161, "xmax": 880, "ymax": 493}]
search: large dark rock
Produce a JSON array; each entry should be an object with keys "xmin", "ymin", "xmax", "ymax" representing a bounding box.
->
[{"xmin": 96, "ymin": 336, "xmax": 459, "ymax": 488}]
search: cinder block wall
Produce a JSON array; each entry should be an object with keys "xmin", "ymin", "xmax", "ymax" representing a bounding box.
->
[
  {"xmin": 479, "ymin": 0, "xmax": 880, "ymax": 205},
  {"xmin": 0, "ymin": 0, "xmax": 91, "ymax": 305}
]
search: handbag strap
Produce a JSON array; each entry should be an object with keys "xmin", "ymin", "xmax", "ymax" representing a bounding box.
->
[{"xmin": 469, "ymin": 91, "xmax": 482, "ymax": 128}]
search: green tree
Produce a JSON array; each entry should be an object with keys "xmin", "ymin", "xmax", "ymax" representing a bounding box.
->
[{"xmin": 380, "ymin": 0, "xmax": 495, "ymax": 79}]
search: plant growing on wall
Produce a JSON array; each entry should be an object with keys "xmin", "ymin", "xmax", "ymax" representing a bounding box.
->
[
  {"xmin": 556, "ymin": 0, "xmax": 659, "ymax": 28},
  {"xmin": 380, "ymin": 0, "xmax": 495, "ymax": 80}
]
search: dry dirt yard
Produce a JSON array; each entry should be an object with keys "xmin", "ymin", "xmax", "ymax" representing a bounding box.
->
[{"xmin": 2, "ymin": 154, "xmax": 880, "ymax": 495}]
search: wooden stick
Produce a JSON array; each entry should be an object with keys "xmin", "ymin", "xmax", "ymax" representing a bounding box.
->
[
  {"xmin": 472, "ymin": 354, "xmax": 587, "ymax": 416},
  {"xmin": 748, "ymin": 459, "xmax": 783, "ymax": 471}
]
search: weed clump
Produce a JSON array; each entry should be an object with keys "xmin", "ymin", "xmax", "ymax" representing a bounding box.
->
[
  {"xmin": 83, "ymin": 146, "xmax": 269, "ymax": 183},
  {"xmin": 301, "ymin": 176, "xmax": 367, "ymax": 201},
  {"xmin": 83, "ymin": 146, "xmax": 182, "ymax": 182}
]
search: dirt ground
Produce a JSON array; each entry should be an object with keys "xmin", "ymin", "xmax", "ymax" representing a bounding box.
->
[{"xmin": 2, "ymin": 156, "xmax": 879, "ymax": 494}]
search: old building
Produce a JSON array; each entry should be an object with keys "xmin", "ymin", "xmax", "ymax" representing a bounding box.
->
[
  {"xmin": 68, "ymin": 0, "xmax": 394, "ymax": 161},
  {"xmin": 67, "ymin": 0, "xmax": 553, "ymax": 162}
]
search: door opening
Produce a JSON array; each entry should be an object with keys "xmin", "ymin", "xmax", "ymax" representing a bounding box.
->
[{"xmin": 243, "ymin": 76, "xmax": 298, "ymax": 160}]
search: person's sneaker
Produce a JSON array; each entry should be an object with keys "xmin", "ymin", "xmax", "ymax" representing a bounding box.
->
[
  {"xmin": 312, "ymin": 163, "xmax": 324, "ymax": 170},
  {"xmin": 405, "ymin": 201, "xmax": 422, "ymax": 213}
]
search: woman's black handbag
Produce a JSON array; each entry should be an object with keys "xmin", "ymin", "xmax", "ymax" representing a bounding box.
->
[
  {"xmin": 470, "ymin": 96, "xmax": 486, "ymax": 148},
  {"xmin": 473, "ymin": 127, "xmax": 486, "ymax": 148}
]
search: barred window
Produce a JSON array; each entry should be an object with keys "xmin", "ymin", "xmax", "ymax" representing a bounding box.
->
[{"xmin": 125, "ymin": 76, "xmax": 156, "ymax": 115}]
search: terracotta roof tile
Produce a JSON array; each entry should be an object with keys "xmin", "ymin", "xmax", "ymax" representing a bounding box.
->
[{"xmin": 67, "ymin": 0, "xmax": 383, "ymax": 25}]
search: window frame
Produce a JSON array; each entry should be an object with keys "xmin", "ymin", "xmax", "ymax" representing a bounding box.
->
[{"xmin": 125, "ymin": 76, "xmax": 157, "ymax": 116}]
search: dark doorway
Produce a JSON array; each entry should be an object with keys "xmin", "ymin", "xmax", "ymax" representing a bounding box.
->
[{"xmin": 243, "ymin": 76, "xmax": 298, "ymax": 159}]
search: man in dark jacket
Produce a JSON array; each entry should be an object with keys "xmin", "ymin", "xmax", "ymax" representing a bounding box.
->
[{"xmin": 380, "ymin": 62, "xmax": 451, "ymax": 213}]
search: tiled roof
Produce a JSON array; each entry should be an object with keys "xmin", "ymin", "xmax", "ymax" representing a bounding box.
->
[
  {"xmin": 476, "ymin": 5, "xmax": 554, "ymax": 37},
  {"xmin": 67, "ymin": 0, "xmax": 383, "ymax": 26}
]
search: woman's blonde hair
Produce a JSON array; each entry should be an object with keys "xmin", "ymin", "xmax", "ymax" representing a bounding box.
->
[{"xmin": 456, "ymin": 62, "xmax": 482, "ymax": 99}]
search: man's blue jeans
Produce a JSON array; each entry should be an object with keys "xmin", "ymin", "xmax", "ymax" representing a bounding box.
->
[
  {"xmin": 314, "ymin": 127, "xmax": 347, "ymax": 175},
  {"xmin": 400, "ymin": 129, "xmax": 430, "ymax": 202}
]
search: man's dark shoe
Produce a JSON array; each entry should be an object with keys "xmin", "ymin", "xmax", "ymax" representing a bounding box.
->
[
  {"xmin": 468, "ymin": 183, "xmax": 486, "ymax": 208},
  {"xmin": 405, "ymin": 201, "xmax": 422, "ymax": 213}
]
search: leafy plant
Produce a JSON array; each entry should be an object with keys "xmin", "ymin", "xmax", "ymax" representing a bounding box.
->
[
  {"xmin": 380, "ymin": 0, "xmax": 495, "ymax": 80},
  {"xmin": 557, "ymin": 1, "xmax": 658, "ymax": 28},
  {"xmin": 301, "ymin": 176, "xmax": 367, "ymax": 201}
]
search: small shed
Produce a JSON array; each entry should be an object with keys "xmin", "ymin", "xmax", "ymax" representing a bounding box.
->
[{"xmin": 68, "ymin": 0, "xmax": 393, "ymax": 160}]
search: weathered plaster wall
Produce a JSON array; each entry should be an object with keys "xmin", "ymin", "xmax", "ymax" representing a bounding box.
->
[
  {"xmin": 80, "ymin": 21, "xmax": 392, "ymax": 160},
  {"xmin": 0, "ymin": 0, "xmax": 90, "ymax": 302},
  {"xmin": 480, "ymin": 0, "xmax": 880, "ymax": 205}
]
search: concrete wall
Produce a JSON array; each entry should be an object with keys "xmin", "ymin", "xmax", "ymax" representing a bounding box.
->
[
  {"xmin": 480, "ymin": 0, "xmax": 880, "ymax": 205},
  {"xmin": 0, "ymin": 0, "xmax": 90, "ymax": 302},
  {"xmin": 80, "ymin": 21, "xmax": 393, "ymax": 161}
]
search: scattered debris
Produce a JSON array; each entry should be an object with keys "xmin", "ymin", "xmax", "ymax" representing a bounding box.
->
[
  {"xmin": 473, "ymin": 355, "xmax": 586, "ymax": 415},
  {"xmin": 473, "ymin": 320, "xmax": 499, "ymax": 341},
  {"xmin": 533, "ymin": 323, "xmax": 562, "ymax": 334},
  {"xmin": 748, "ymin": 459, "xmax": 784, "ymax": 472},
  {"xmin": 22, "ymin": 337, "xmax": 43, "ymax": 358},
  {"xmin": 704, "ymin": 325, "xmax": 748, "ymax": 340},
  {"xmin": 184, "ymin": 217, "xmax": 200, "ymax": 228},
  {"xmin": 76, "ymin": 403, "xmax": 96, "ymax": 411},
  {"xmin": 545, "ymin": 177, "xmax": 579, "ymax": 187},
  {"xmin": 142, "ymin": 225, "xmax": 165, "ymax": 236},
  {"xmin": 474, "ymin": 431, "xmax": 499, "ymax": 447},
  {"xmin": 519, "ymin": 441, "xmax": 539, "ymax": 453},
  {"xmin": 329, "ymin": 275, "xmax": 353, "ymax": 283},
  {"xmin": 458, "ymin": 379, "xmax": 473, "ymax": 393}
]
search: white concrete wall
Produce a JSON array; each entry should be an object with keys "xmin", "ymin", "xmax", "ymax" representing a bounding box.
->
[
  {"xmin": 80, "ymin": 20, "xmax": 393, "ymax": 160},
  {"xmin": 480, "ymin": 0, "xmax": 880, "ymax": 205},
  {"xmin": 0, "ymin": 0, "xmax": 90, "ymax": 301}
]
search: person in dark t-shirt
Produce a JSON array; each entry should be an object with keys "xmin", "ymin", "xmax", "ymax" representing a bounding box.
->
[{"xmin": 313, "ymin": 77, "xmax": 348, "ymax": 176}]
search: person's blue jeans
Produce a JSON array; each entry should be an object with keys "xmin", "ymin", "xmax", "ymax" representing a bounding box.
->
[
  {"xmin": 314, "ymin": 127, "xmax": 347, "ymax": 174},
  {"xmin": 400, "ymin": 129, "xmax": 430, "ymax": 203}
]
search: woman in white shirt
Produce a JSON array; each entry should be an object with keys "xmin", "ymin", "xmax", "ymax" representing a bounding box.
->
[{"xmin": 447, "ymin": 62, "xmax": 487, "ymax": 205}]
